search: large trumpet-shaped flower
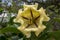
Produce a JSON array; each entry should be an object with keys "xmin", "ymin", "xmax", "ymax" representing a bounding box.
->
[{"xmin": 14, "ymin": 3, "xmax": 50, "ymax": 38}]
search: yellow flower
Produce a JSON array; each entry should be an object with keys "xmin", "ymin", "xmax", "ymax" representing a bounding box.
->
[{"xmin": 14, "ymin": 3, "xmax": 50, "ymax": 38}]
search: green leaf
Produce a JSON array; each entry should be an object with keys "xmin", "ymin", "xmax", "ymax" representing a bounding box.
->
[
  {"xmin": 0, "ymin": 26, "xmax": 20, "ymax": 34},
  {"xmin": 53, "ymin": 18, "xmax": 60, "ymax": 23},
  {"xmin": 49, "ymin": 30, "xmax": 60, "ymax": 40}
]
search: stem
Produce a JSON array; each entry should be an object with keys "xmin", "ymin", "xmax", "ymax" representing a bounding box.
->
[{"xmin": 9, "ymin": 13, "xmax": 11, "ymax": 20}]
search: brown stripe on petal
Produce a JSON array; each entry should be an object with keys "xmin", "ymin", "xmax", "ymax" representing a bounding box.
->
[
  {"xmin": 30, "ymin": 9, "xmax": 34, "ymax": 18},
  {"xmin": 33, "ymin": 22, "xmax": 38, "ymax": 27},
  {"xmin": 22, "ymin": 16, "xmax": 29, "ymax": 20},
  {"xmin": 35, "ymin": 15, "xmax": 40, "ymax": 20}
]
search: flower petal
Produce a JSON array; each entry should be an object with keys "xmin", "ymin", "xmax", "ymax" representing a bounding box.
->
[
  {"xmin": 35, "ymin": 25, "xmax": 46, "ymax": 36},
  {"xmin": 38, "ymin": 7, "xmax": 50, "ymax": 21}
]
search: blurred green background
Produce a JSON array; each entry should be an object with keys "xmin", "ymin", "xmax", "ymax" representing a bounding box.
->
[{"xmin": 0, "ymin": 0, "xmax": 60, "ymax": 40}]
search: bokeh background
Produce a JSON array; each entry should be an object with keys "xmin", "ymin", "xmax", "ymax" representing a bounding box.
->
[{"xmin": 0, "ymin": 0, "xmax": 60, "ymax": 40}]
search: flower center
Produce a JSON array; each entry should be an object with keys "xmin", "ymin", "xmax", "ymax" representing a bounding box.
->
[{"xmin": 22, "ymin": 9, "xmax": 40, "ymax": 28}]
